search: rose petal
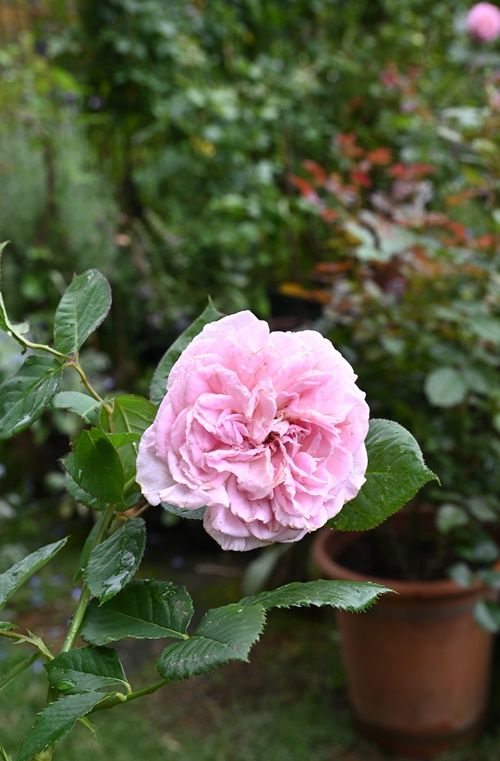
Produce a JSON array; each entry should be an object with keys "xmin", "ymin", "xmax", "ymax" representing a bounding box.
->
[{"xmin": 137, "ymin": 311, "xmax": 370, "ymax": 550}]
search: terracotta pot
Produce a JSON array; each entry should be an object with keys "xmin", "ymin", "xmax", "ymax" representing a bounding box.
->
[{"xmin": 311, "ymin": 528, "xmax": 495, "ymax": 757}]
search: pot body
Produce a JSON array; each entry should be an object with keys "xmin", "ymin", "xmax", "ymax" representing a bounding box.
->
[{"xmin": 312, "ymin": 528, "xmax": 495, "ymax": 757}]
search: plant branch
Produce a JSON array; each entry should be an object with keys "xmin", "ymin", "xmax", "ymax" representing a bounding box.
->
[
  {"xmin": 18, "ymin": 338, "xmax": 67, "ymax": 361},
  {"xmin": 91, "ymin": 678, "xmax": 170, "ymax": 714},
  {"xmin": 60, "ymin": 503, "xmax": 116, "ymax": 653},
  {"xmin": 59, "ymin": 586, "xmax": 92, "ymax": 655},
  {"xmin": 67, "ymin": 361, "xmax": 113, "ymax": 416}
]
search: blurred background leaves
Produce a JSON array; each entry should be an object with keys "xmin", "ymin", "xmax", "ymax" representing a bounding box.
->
[{"xmin": 0, "ymin": 0, "xmax": 498, "ymax": 596}]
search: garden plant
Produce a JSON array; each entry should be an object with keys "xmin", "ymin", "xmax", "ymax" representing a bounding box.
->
[
  {"xmin": 0, "ymin": 252, "xmax": 436, "ymax": 760},
  {"xmin": 284, "ymin": 65, "xmax": 500, "ymax": 619}
]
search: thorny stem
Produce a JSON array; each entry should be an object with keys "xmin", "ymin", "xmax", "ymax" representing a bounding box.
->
[{"xmin": 60, "ymin": 504, "xmax": 116, "ymax": 653}]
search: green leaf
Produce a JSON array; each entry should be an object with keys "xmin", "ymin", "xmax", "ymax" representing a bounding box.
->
[
  {"xmin": 157, "ymin": 603, "xmax": 265, "ymax": 681},
  {"xmin": 54, "ymin": 270, "xmax": 111, "ymax": 355},
  {"xmin": 448, "ymin": 562, "xmax": 474, "ymax": 587},
  {"xmin": 74, "ymin": 519, "xmax": 102, "ymax": 583},
  {"xmin": 468, "ymin": 316, "xmax": 500, "ymax": 344},
  {"xmin": 106, "ymin": 394, "xmax": 156, "ymax": 436},
  {"xmin": 0, "ymin": 622, "xmax": 14, "ymax": 631},
  {"xmin": 149, "ymin": 301, "xmax": 223, "ymax": 405},
  {"xmin": 479, "ymin": 569, "xmax": 500, "ymax": 591},
  {"xmin": 157, "ymin": 578, "xmax": 390, "ymax": 682},
  {"xmin": 161, "ymin": 503, "xmax": 207, "ymax": 521},
  {"xmin": 424, "ymin": 367, "xmax": 467, "ymax": 407},
  {"xmin": 0, "ymin": 354, "xmax": 63, "ymax": 439},
  {"xmin": 0, "ymin": 288, "xmax": 29, "ymax": 343},
  {"xmin": 466, "ymin": 496, "xmax": 497, "ymax": 522},
  {"xmin": 105, "ymin": 432, "xmax": 140, "ymax": 448},
  {"xmin": 53, "ymin": 392, "xmax": 100, "ymax": 424},
  {"xmin": 459, "ymin": 537, "xmax": 498, "ymax": 565},
  {"xmin": 81, "ymin": 580, "xmax": 193, "ymax": 645},
  {"xmin": 0, "ymin": 538, "xmax": 68, "ymax": 610},
  {"xmin": 0, "ymin": 654, "xmax": 39, "ymax": 695},
  {"xmin": 102, "ymin": 395, "xmax": 156, "ymax": 483},
  {"xmin": 242, "ymin": 545, "xmax": 289, "ymax": 596},
  {"xmin": 45, "ymin": 647, "xmax": 128, "ymax": 694},
  {"xmin": 63, "ymin": 469, "xmax": 101, "ymax": 510},
  {"xmin": 65, "ymin": 429, "xmax": 124, "ymax": 505},
  {"xmin": 461, "ymin": 367, "xmax": 492, "ymax": 396},
  {"xmin": 0, "ymin": 294, "xmax": 30, "ymax": 345},
  {"xmin": 86, "ymin": 518, "xmax": 146, "ymax": 603},
  {"xmin": 16, "ymin": 692, "xmax": 104, "ymax": 761},
  {"xmin": 330, "ymin": 419, "xmax": 437, "ymax": 531},
  {"xmin": 474, "ymin": 599, "xmax": 500, "ymax": 633},
  {"xmin": 240, "ymin": 579, "xmax": 390, "ymax": 612},
  {"xmin": 436, "ymin": 503, "xmax": 468, "ymax": 533}
]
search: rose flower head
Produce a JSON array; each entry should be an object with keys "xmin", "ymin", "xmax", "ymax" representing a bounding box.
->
[
  {"xmin": 466, "ymin": 2, "xmax": 500, "ymax": 41},
  {"xmin": 137, "ymin": 311, "xmax": 369, "ymax": 550}
]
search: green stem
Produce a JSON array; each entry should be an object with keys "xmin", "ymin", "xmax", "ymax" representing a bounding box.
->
[
  {"xmin": 3, "ymin": 320, "xmax": 68, "ymax": 361},
  {"xmin": 91, "ymin": 679, "xmax": 169, "ymax": 714},
  {"xmin": 119, "ymin": 679, "xmax": 168, "ymax": 703},
  {"xmin": 0, "ymin": 631, "xmax": 24, "ymax": 643},
  {"xmin": 68, "ymin": 361, "xmax": 113, "ymax": 416},
  {"xmin": 9, "ymin": 324, "xmax": 114, "ymax": 422},
  {"xmin": 10, "ymin": 324, "xmax": 113, "ymax": 423},
  {"xmin": 21, "ymin": 339, "xmax": 67, "ymax": 361},
  {"xmin": 60, "ymin": 586, "xmax": 92, "ymax": 654},
  {"xmin": 60, "ymin": 504, "xmax": 116, "ymax": 653}
]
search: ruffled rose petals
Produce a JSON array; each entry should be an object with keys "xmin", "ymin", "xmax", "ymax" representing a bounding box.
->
[{"xmin": 137, "ymin": 312, "xmax": 369, "ymax": 550}]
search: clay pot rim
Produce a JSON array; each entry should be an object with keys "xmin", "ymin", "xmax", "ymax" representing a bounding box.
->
[{"xmin": 312, "ymin": 527, "xmax": 488, "ymax": 599}]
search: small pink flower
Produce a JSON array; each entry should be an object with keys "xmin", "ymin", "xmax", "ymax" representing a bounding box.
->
[
  {"xmin": 467, "ymin": 3, "xmax": 500, "ymax": 42},
  {"xmin": 137, "ymin": 312, "xmax": 369, "ymax": 551}
]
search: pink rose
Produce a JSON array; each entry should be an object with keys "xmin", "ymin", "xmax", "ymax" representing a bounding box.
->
[
  {"xmin": 137, "ymin": 312, "xmax": 369, "ymax": 551},
  {"xmin": 467, "ymin": 3, "xmax": 500, "ymax": 41}
]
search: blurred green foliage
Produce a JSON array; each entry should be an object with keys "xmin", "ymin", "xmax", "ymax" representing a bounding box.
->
[
  {"xmin": 286, "ymin": 70, "xmax": 499, "ymax": 575},
  {"xmin": 0, "ymin": 0, "xmax": 499, "ymax": 571},
  {"xmin": 51, "ymin": 0, "xmax": 480, "ymax": 314}
]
